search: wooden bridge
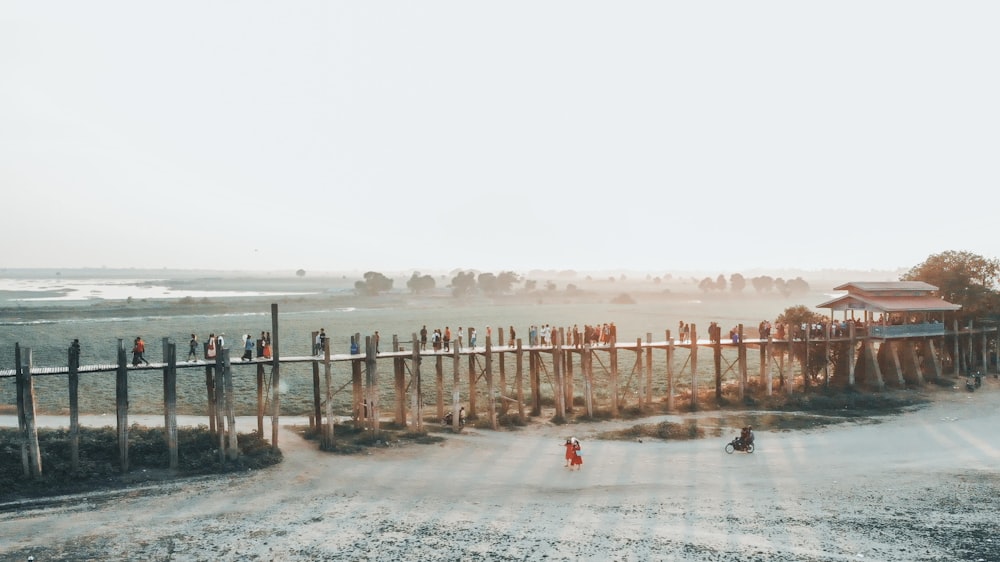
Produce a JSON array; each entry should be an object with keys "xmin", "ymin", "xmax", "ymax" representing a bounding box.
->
[{"xmin": 5, "ymin": 303, "xmax": 997, "ymax": 480}]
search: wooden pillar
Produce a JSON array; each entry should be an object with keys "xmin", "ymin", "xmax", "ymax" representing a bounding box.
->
[
  {"xmin": 162, "ymin": 337, "xmax": 171, "ymax": 433},
  {"xmin": 435, "ymin": 355, "xmax": 444, "ymax": 422},
  {"xmin": 803, "ymin": 325, "xmax": 811, "ymax": 392},
  {"xmin": 564, "ymin": 329, "xmax": 574, "ymax": 413},
  {"xmin": 256, "ymin": 363, "xmax": 265, "ymax": 436},
  {"xmin": 634, "ymin": 337, "xmax": 644, "ymax": 409},
  {"xmin": 529, "ymin": 351, "xmax": 541, "ymax": 416},
  {"xmin": 952, "ymin": 320, "xmax": 960, "ymax": 374},
  {"xmin": 583, "ymin": 343, "xmax": 594, "ymax": 417},
  {"xmin": 552, "ymin": 330, "xmax": 564, "ymax": 420},
  {"xmin": 486, "ymin": 336, "xmax": 497, "ymax": 429},
  {"xmin": 165, "ymin": 342, "xmax": 178, "ymax": 470},
  {"xmin": 451, "ymin": 341, "xmax": 461, "ymax": 431},
  {"xmin": 515, "ymin": 339, "xmax": 525, "ymax": 423},
  {"xmin": 214, "ymin": 344, "xmax": 226, "ymax": 461},
  {"xmin": 928, "ymin": 339, "xmax": 943, "ymax": 379},
  {"xmin": 394, "ymin": 334, "xmax": 406, "ymax": 426},
  {"xmin": 468, "ymin": 339, "xmax": 477, "ymax": 418},
  {"xmin": 270, "ymin": 303, "xmax": 281, "ymax": 450},
  {"xmin": 690, "ymin": 325, "xmax": 698, "ymax": 411},
  {"xmin": 824, "ymin": 322, "xmax": 831, "ymax": 387},
  {"xmin": 765, "ymin": 337, "xmax": 773, "ymax": 396},
  {"xmin": 759, "ymin": 334, "xmax": 767, "ymax": 394},
  {"xmin": 848, "ymin": 321, "xmax": 857, "ymax": 387},
  {"xmin": 737, "ymin": 324, "xmax": 746, "ymax": 399},
  {"xmin": 223, "ymin": 347, "xmax": 238, "ymax": 461},
  {"xmin": 645, "ymin": 333, "xmax": 653, "ymax": 407},
  {"xmin": 204, "ymin": 356, "xmax": 216, "ymax": 435},
  {"xmin": 864, "ymin": 340, "xmax": 886, "ymax": 390},
  {"xmin": 352, "ymin": 332, "xmax": 362, "ymax": 427},
  {"xmin": 68, "ymin": 341, "xmax": 80, "ymax": 474},
  {"xmin": 116, "ymin": 339, "xmax": 129, "ymax": 473},
  {"xmin": 323, "ymin": 338, "xmax": 334, "ymax": 448},
  {"xmin": 312, "ymin": 336, "xmax": 322, "ymax": 431},
  {"xmin": 666, "ymin": 330, "xmax": 675, "ymax": 411},
  {"xmin": 410, "ymin": 333, "xmax": 422, "ymax": 432},
  {"xmin": 610, "ymin": 336, "xmax": 619, "ymax": 417},
  {"xmin": 499, "ymin": 340, "xmax": 509, "ymax": 415},
  {"xmin": 365, "ymin": 335, "xmax": 379, "ymax": 434},
  {"xmin": 16, "ymin": 344, "xmax": 42, "ymax": 479},
  {"xmin": 785, "ymin": 323, "xmax": 794, "ymax": 395},
  {"xmin": 713, "ymin": 328, "xmax": 722, "ymax": 399},
  {"xmin": 888, "ymin": 341, "xmax": 906, "ymax": 386}
]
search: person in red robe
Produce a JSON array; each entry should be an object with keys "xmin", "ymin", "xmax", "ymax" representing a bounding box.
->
[
  {"xmin": 564, "ymin": 438, "xmax": 575, "ymax": 467},
  {"xmin": 570, "ymin": 437, "xmax": 583, "ymax": 470}
]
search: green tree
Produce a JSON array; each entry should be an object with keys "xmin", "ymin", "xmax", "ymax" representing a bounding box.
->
[
  {"xmin": 902, "ymin": 250, "xmax": 1000, "ymax": 321},
  {"xmin": 451, "ymin": 271, "xmax": 477, "ymax": 297},
  {"xmin": 477, "ymin": 272, "xmax": 499, "ymax": 295},
  {"xmin": 751, "ymin": 275, "xmax": 775, "ymax": 294},
  {"xmin": 406, "ymin": 272, "xmax": 436, "ymax": 294},
  {"xmin": 496, "ymin": 271, "xmax": 521, "ymax": 293},
  {"xmin": 354, "ymin": 271, "xmax": 394, "ymax": 296}
]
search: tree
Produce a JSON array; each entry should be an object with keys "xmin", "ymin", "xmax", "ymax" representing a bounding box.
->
[
  {"xmin": 477, "ymin": 272, "xmax": 499, "ymax": 295},
  {"xmin": 496, "ymin": 271, "xmax": 521, "ymax": 293},
  {"xmin": 729, "ymin": 273, "xmax": 746, "ymax": 293},
  {"xmin": 296, "ymin": 269, "xmax": 306, "ymax": 277},
  {"xmin": 902, "ymin": 250, "xmax": 1000, "ymax": 321},
  {"xmin": 698, "ymin": 277, "xmax": 715, "ymax": 293},
  {"xmin": 715, "ymin": 274, "xmax": 727, "ymax": 292},
  {"xmin": 524, "ymin": 279, "xmax": 538, "ymax": 292},
  {"xmin": 450, "ymin": 271, "xmax": 477, "ymax": 297},
  {"xmin": 406, "ymin": 272, "xmax": 436, "ymax": 294},
  {"xmin": 751, "ymin": 275, "xmax": 775, "ymax": 294},
  {"xmin": 775, "ymin": 305, "xmax": 829, "ymax": 382},
  {"xmin": 354, "ymin": 271, "xmax": 394, "ymax": 296}
]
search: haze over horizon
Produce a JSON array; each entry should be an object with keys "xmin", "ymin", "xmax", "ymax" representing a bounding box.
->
[{"xmin": 3, "ymin": 2, "xmax": 998, "ymax": 274}]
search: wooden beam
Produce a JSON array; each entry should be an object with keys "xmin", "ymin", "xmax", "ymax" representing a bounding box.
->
[
  {"xmin": 116, "ymin": 339, "xmax": 129, "ymax": 473},
  {"xmin": 68, "ymin": 340, "xmax": 80, "ymax": 474},
  {"xmin": 270, "ymin": 303, "xmax": 281, "ymax": 450}
]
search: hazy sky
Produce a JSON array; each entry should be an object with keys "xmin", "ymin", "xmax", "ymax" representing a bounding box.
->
[{"xmin": 3, "ymin": 2, "xmax": 998, "ymax": 275}]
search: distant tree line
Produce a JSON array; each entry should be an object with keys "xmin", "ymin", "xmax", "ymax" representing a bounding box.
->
[{"xmin": 697, "ymin": 273, "xmax": 810, "ymax": 296}]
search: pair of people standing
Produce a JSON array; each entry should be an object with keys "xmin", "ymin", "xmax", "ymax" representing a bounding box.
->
[
  {"xmin": 563, "ymin": 437, "xmax": 583, "ymax": 470},
  {"xmin": 131, "ymin": 336, "xmax": 149, "ymax": 367}
]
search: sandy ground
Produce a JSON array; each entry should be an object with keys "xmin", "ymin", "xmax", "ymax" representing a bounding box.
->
[{"xmin": 2, "ymin": 381, "xmax": 1000, "ymax": 562}]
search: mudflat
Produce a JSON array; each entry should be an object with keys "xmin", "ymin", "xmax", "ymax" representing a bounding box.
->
[{"xmin": 1, "ymin": 380, "xmax": 998, "ymax": 561}]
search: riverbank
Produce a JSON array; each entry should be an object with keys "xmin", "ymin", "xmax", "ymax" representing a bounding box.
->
[{"xmin": 1, "ymin": 381, "xmax": 998, "ymax": 561}]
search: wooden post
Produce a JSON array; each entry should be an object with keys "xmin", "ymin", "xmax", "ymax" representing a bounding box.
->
[
  {"xmin": 162, "ymin": 337, "xmax": 171, "ymax": 434},
  {"xmin": 803, "ymin": 326, "xmax": 811, "ymax": 392},
  {"xmin": 645, "ymin": 333, "xmax": 653, "ymax": 408},
  {"xmin": 394, "ymin": 334, "xmax": 406, "ymax": 426},
  {"xmin": 204, "ymin": 346, "xmax": 216, "ymax": 436},
  {"xmin": 759, "ymin": 333, "xmax": 767, "ymax": 393},
  {"xmin": 848, "ymin": 321, "xmax": 857, "ymax": 387},
  {"xmin": 16, "ymin": 345, "xmax": 42, "ymax": 479},
  {"xmin": 411, "ymin": 333, "xmax": 422, "ymax": 432},
  {"xmin": 582, "ymin": 343, "xmax": 593, "ymax": 417},
  {"xmin": 68, "ymin": 341, "xmax": 80, "ymax": 474},
  {"xmin": 609, "ymin": 335, "xmax": 619, "ymax": 417},
  {"xmin": 515, "ymin": 339, "xmax": 525, "ymax": 423},
  {"xmin": 953, "ymin": 320, "xmax": 960, "ymax": 375},
  {"xmin": 635, "ymin": 337, "xmax": 643, "ymax": 409},
  {"xmin": 468, "ymin": 339, "xmax": 477, "ymax": 418},
  {"xmin": 666, "ymin": 330, "xmax": 675, "ymax": 411},
  {"xmin": 486, "ymin": 336, "xmax": 497, "ymax": 429},
  {"xmin": 312, "ymin": 334, "xmax": 322, "ymax": 431},
  {"xmin": 738, "ymin": 324, "xmax": 746, "ymax": 399},
  {"xmin": 256, "ymin": 363, "xmax": 265, "ymax": 436},
  {"xmin": 166, "ymin": 342, "xmax": 178, "ymax": 470},
  {"xmin": 824, "ymin": 322, "xmax": 832, "ymax": 387},
  {"xmin": 116, "ymin": 339, "xmax": 129, "ymax": 473},
  {"xmin": 499, "ymin": 337, "xmax": 508, "ymax": 415},
  {"xmin": 215, "ymin": 343, "xmax": 226, "ymax": 460},
  {"xmin": 451, "ymin": 340, "xmax": 461, "ymax": 431},
  {"xmin": 529, "ymin": 351, "xmax": 541, "ymax": 416},
  {"xmin": 216, "ymin": 347, "xmax": 226, "ymax": 463},
  {"xmin": 270, "ymin": 303, "xmax": 281, "ymax": 450},
  {"xmin": 352, "ymin": 338, "xmax": 363, "ymax": 428},
  {"xmin": 562, "ymin": 328, "xmax": 573, "ymax": 413},
  {"xmin": 690, "ymin": 325, "xmax": 698, "ymax": 411},
  {"xmin": 224, "ymin": 345, "xmax": 238, "ymax": 461},
  {"xmin": 785, "ymin": 323, "xmax": 794, "ymax": 395},
  {"xmin": 552, "ymin": 330, "xmax": 564, "ymax": 420},
  {"xmin": 713, "ymin": 327, "xmax": 722, "ymax": 399},
  {"xmin": 323, "ymin": 338, "xmax": 334, "ymax": 447},
  {"xmin": 435, "ymin": 355, "xmax": 444, "ymax": 422},
  {"xmin": 765, "ymin": 337, "xmax": 773, "ymax": 396},
  {"xmin": 365, "ymin": 335, "xmax": 380, "ymax": 434}
]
